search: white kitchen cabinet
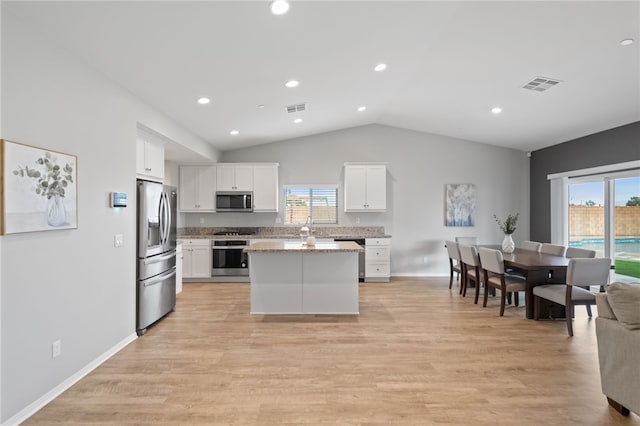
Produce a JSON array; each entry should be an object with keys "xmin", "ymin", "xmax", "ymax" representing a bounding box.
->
[
  {"xmin": 179, "ymin": 239, "xmax": 211, "ymax": 279},
  {"xmin": 252, "ymin": 164, "xmax": 279, "ymax": 212},
  {"xmin": 216, "ymin": 164, "xmax": 253, "ymax": 191},
  {"xmin": 136, "ymin": 131, "xmax": 164, "ymax": 182},
  {"xmin": 179, "ymin": 166, "xmax": 216, "ymax": 211},
  {"xmin": 344, "ymin": 164, "xmax": 386, "ymax": 212},
  {"xmin": 365, "ymin": 238, "xmax": 391, "ymax": 282}
]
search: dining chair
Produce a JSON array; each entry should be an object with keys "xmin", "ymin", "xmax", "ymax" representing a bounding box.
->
[
  {"xmin": 455, "ymin": 236, "xmax": 478, "ymax": 246},
  {"xmin": 478, "ymin": 247, "xmax": 526, "ymax": 316},
  {"xmin": 445, "ymin": 240, "xmax": 462, "ymax": 289},
  {"xmin": 532, "ymin": 257, "xmax": 611, "ymax": 336},
  {"xmin": 519, "ymin": 240, "xmax": 542, "ymax": 252},
  {"xmin": 540, "ymin": 243, "xmax": 566, "ymax": 256},
  {"xmin": 459, "ymin": 244, "xmax": 482, "ymax": 303},
  {"xmin": 565, "ymin": 247, "xmax": 596, "ymax": 258}
]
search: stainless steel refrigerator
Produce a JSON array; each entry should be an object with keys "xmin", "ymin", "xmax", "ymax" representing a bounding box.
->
[{"xmin": 136, "ymin": 180, "xmax": 177, "ymax": 336}]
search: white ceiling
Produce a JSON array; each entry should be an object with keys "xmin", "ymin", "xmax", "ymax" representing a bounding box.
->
[{"xmin": 5, "ymin": 1, "xmax": 640, "ymax": 159}]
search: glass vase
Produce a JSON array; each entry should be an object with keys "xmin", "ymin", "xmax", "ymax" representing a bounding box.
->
[{"xmin": 47, "ymin": 194, "xmax": 67, "ymax": 227}]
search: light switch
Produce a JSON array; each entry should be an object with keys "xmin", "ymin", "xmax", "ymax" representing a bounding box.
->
[{"xmin": 114, "ymin": 234, "xmax": 124, "ymax": 247}]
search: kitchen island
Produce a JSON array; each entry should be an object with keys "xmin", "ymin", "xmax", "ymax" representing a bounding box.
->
[{"xmin": 245, "ymin": 241, "xmax": 364, "ymax": 314}]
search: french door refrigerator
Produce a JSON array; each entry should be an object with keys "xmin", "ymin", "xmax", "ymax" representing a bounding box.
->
[{"xmin": 136, "ymin": 180, "xmax": 177, "ymax": 336}]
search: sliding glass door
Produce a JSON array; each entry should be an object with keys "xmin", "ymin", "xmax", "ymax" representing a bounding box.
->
[{"xmin": 568, "ymin": 175, "xmax": 640, "ymax": 281}]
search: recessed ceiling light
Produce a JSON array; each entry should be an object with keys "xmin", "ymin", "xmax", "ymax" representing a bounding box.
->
[
  {"xmin": 270, "ymin": 0, "xmax": 290, "ymax": 15},
  {"xmin": 357, "ymin": 106, "xmax": 367, "ymax": 112},
  {"xmin": 257, "ymin": 104, "xmax": 265, "ymax": 109},
  {"xmin": 285, "ymin": 80, "xmax": 299, "ymax": 88},
  {"xmin": 374, "ymin": 63, "xmax": 387, "ymax": 72},
  {"xmin": 229, "ymin": 130, "xmax": 239, "ymax": 136},
  {"xmin": 196, "ymin": 97, "xmax": 210, "ymax": 105},
  {"xmin": 620, "ymin": 38, "xmax": 634, "ymax": 46},
  {"xmin": 293, "ymin": 118, "xmax": 303, "ymax": 124},
  {"xmin": 491, "ymin": 107, "xmax": 503, "ymax": 114}
]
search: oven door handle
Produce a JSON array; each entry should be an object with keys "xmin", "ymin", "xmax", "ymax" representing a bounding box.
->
[{"xmin": 211, "ymin": 246, "xmax": 248, "ymax": 250}]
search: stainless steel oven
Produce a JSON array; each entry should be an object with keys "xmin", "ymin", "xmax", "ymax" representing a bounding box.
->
[{"xmin": 212, "ymin": 240, "xmax": 249, "ymax": 276}]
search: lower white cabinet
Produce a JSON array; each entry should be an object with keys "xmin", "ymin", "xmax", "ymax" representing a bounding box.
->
[
  {"xmin": 179, "ymin": 239, "xmax": 211, "ymax": 279},
  {"xmin": 365, "ymin": 238, "xmax": 391, "ymax": 282}
]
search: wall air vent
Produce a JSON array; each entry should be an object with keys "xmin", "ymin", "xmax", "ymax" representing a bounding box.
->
[
  {"xmin": 522, "ymin": 76, "xmax": 562, "ymax": 92},
  {"xmin": 286, "ymin": 103, "xmax": 306, "ymax": 113}
]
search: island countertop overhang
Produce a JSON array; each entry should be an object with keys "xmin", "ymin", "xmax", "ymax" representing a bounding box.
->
[{"xmin": 245, "ymin": 241, "xmax": 364, "ymax": 253}]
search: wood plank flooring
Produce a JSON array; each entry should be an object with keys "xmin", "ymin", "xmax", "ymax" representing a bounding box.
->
[{"xmin": 24, "ymin": 278, "xmax": 639, "ymax": 425}]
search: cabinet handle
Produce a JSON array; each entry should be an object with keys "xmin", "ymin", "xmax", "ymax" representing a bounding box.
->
[{"xmin": 145, "ymin": 167, "xmax": 152, "ymax": 172}]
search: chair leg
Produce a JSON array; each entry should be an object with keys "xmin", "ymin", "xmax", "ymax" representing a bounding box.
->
[
  {"xmin": 474, "ymin": 278, "xmax": 481, "ymax": 304},
  {"xmin": 483, "ymin": 284, "xmax": 490, "ymax": 307},
  {"xmin": 514, "ymin": 292, "xmax": 519, "ymax": 306},
  {"xmin": 449, "ymin": 262, "xmax": 454, "ymax": 289},
  {"xmin": 506, "ymin": 293, "xmax": 512, "ymax": 304},
  {"xmin": 586, "ymin": 304, "xmax": 592, "ymax": 317},
  {"xmin": 565, "ymin": 303, "xmax": 574, "ymax": 337},
  {"xmin": 499, "ymin": 289, "xmax": 506, "ymax": 316}
]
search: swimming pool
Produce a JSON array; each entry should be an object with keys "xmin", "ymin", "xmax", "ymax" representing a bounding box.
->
[{"xmin": 569, "ymin": 238, "xmax": 640, "ymax": 256}]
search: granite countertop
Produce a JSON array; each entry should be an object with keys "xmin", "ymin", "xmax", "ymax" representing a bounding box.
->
[
  {"xmin": 244, "ymin": 241, "xmax": 364, "ymax": 253},
  {"xmin": 177, "ymin": 226, "xmax": 391, "ymax": 240}
]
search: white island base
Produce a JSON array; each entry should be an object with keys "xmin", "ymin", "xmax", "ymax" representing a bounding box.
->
[{"xmin": 246, "ymin": 242, "xmax": 362, "ymax": 314}]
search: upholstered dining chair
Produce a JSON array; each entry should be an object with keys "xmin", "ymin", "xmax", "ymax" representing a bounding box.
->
[
  {"xmin": 532, "ymin": 257, "xmax": 611, "ymax": 336},
  {"xmin": 540, "ymin": 243, "xmax": 566, "ymax": 256},
  {"xmin": 478, "ymin": 247, "xmax": 526, "ymax": 316},
  {"xmin": 565, "ymin": 247, "xmax": 596, "ymax": 258},
  {"xmin": 519, "ymin": 240, "xmax": 542, "ymax": 252},
  {"xmin": 455, "ymin": 236, "xmax": 478, "ymax": 246},
  {"xmin": 445, "ymin": 240, "xmax": 462, "ymax": 290},
  {"xmin": 459, "ymin": 244, "xmax": 482, "ymax": 303}
]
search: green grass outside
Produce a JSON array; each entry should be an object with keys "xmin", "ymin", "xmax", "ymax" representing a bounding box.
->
[{"xmin": 615, "ymin": 259, "xmax": 640, "ymax": 279}]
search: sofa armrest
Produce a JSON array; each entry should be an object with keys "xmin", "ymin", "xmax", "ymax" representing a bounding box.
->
[{"xmin": 596, "ymin": 316, "xmax": 640, "ymax": 415}]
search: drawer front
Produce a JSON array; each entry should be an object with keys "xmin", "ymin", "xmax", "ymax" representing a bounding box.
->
[
  {"xmin": 180, "ymin": 239, "xmax": 211, "ymax": 247},
  {"xmin": 366, "ymin": 246, "xmax": 390, "ymax": 260},
  {"xmin": 366, "ymin": 262, "xmax": 390, "ymax": 277},
  {"xmin": 365, "ymin": 238, "xmax": 390, "ymax": 247}
]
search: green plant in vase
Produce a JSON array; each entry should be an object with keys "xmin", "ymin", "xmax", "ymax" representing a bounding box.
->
[{"xmin": 494, "ymin": 213, "xmax": 519, "ymax": 253}]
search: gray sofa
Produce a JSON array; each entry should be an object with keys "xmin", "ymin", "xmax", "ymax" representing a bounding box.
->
[{"xmin": 595, "ymin": 283, "xmax": 640, "ymax": 416}]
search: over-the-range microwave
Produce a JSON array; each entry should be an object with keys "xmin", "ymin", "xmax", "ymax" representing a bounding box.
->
[{"xmin": 215, "ymin": 191, "xmax": 253, "ymax": 212}]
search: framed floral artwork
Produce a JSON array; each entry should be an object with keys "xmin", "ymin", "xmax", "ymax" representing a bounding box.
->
[
  {"xmin": 1, "ymin": 139, "xmax": 77, "ymax": 234},
  {"xmin": 445, "ymin": 183, "xmax": 476, "ymax": 227}
]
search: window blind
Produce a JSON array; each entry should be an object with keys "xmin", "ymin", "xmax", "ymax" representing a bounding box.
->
[{"xmin": 284, "ymin": 186, "xmax": 338, "ymax": 224}]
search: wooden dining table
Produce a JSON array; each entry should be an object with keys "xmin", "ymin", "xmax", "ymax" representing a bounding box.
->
[{"xmin": 485, "ymin": 246, "xmax": 570, "ymax": 319}]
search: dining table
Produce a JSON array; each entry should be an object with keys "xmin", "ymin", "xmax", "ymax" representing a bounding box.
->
[{"xmin": 486, "ymin": 246, "xmax": 570, "ymax": 319}]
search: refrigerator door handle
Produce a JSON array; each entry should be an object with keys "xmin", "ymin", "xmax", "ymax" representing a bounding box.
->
[
  {"xmin": 165, "ymin": 192, "xmax": 172, "ymax": 246},
  {"xmin": 159, "ymin": 192, "xmax": 166, "ymax": 246},
  {"xmin": 143, "ymin": 250, "xmax": 176, "ymax": 265},
  {"xmin": 141, "ymin": 268, "xmax": 176, "ymax": 287}
]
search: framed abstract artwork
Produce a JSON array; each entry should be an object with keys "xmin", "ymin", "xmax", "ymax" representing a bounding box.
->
[
  {"xmin": 445, "ymin": 183, "xmax": 476, "ymax": 227},
  {"xmin": 1, "ymin": 139, "xmax": 77, "ymax": 234}
]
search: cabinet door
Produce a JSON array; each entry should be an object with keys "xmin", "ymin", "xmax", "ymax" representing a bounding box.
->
[
  {"xmin": 196, "ymin": 166, "xmax": 216, "ymax": 210},
  {"xmin": 179, "ymin": 167, "xmax": 198, "ymax": 210},
  {"xmin": 364, "ymin": 165, "xmax": 386, "ymax": 210},
  {"xmin": 253, "ymin": 165, "xmax": 278, "ymax": 212},
  {"xmin": 216, "ymin": 165, "xmax": 236, "ymax": 191},
  {"xmin": 344, "ymin": 166, "xmax": 367, "ymax": 211},
  {"xmin": 182, "ymin": 248, "xmax": 193, "ymax": 278},
  {"xmin": 145, "ymin": 140, "xmax": 164, "ymax": 180},
  {"xmin": 234, "ymin": 165, "xmax": 254, "ymax": 191},
  {"xmin": 136, "ymin": 138, "xmax": 147, "ymax": 176},
  {"xmin": 191, "ymin": 246, "xmax": 211, "ymax": 278}
]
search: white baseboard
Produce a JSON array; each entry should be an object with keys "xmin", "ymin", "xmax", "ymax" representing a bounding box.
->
[
  {"xmin": 3, "ymin": 333, "xmax": 137, "ymax": 426},
  {"xmin": 391, "ymin": 273, "xmax": 449, "ymax": 278}
]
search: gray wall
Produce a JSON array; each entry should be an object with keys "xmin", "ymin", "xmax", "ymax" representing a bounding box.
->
[
  {"xmin": 530, "ymin": 121, "xmax": 640, "ymax": 242},
  {"xmin": 1, "ymin": 9, "xmax": 212, "ymax": 422},
  {"xmin": 186, "ymin": 124, "xmax": 531, "ymax": 276}
]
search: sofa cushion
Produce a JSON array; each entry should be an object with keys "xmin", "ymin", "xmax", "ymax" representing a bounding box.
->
[
  {"xmin": 606, "ymin": 283, "xmax": 640, "ymax": 330},
  {"xmin": 596, "ymin": 293, "xmax": 617, "ymax": 320}
]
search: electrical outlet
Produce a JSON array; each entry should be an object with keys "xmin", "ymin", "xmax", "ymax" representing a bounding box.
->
[
  {"xmin": 355, "ymin": 217, "xmax": 360, "ymax": 224},
  {"xmin": 114, "ymin": 234, "xmax": 123, "ymax": 247},
  {"xmin": 200, "ymin": 217, "xmax": 205, "ymax": 224},
  {"xmin": 275, "ymin": 217, "xmax": 282, "ymax": 224},
  {"xmin": 52, "ymin": 340, "xmax": 62, "ymax": 358},
  {"xmin": 423, "ymin": 256, "xmax": 428, "ymax": 264}
]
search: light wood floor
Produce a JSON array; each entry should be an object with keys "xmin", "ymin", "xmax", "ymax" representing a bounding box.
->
[{"xmin": 25, "ymin": 278, "xmax": 639, "ymax": 425}]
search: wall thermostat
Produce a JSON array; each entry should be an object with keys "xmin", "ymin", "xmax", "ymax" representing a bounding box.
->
[{"xmin": 111, "ymin": 192, "xmax": 127, "ymax": 208}]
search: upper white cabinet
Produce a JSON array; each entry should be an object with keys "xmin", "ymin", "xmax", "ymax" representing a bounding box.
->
[
  {"xmin": 179, "ymin": 166, "xmax": 216, "ymax": 211},
  {"xmin": 216, "ymin": 164, "xmax": 253, "ymax": 191},
  {"xmin": 136, "ymin": 128, "xmax": 164, "ymax": 182},
  {"xmin": 344, "ymin": 163, "xmax": 386, "ymax": 212},
  {"xmin": 252, "ymin": 164, "xmax": 279, "ymax": 212}
]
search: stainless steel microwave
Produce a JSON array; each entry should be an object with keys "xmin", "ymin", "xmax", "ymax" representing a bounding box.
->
[{"xmin": 215, "ymin": 191, "xmax": 253, "ymax": 212}]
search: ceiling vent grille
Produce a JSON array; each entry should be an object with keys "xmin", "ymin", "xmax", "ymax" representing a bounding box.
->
[
  {"xmin": 522, "ymin": 76, "xmax": 561, "ymax": 92},
  {"xmin": 286, "ymin": 103, "xmax": 306, "ymax": 113}
]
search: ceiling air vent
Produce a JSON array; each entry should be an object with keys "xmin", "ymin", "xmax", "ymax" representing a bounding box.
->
[
  {"xmin": 522, "ymin": 76, "xmax": 562, "ymax": 92},
  {"xmin": 286, "ymin": 103, "xmax": 306, "ymax": 113}
]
